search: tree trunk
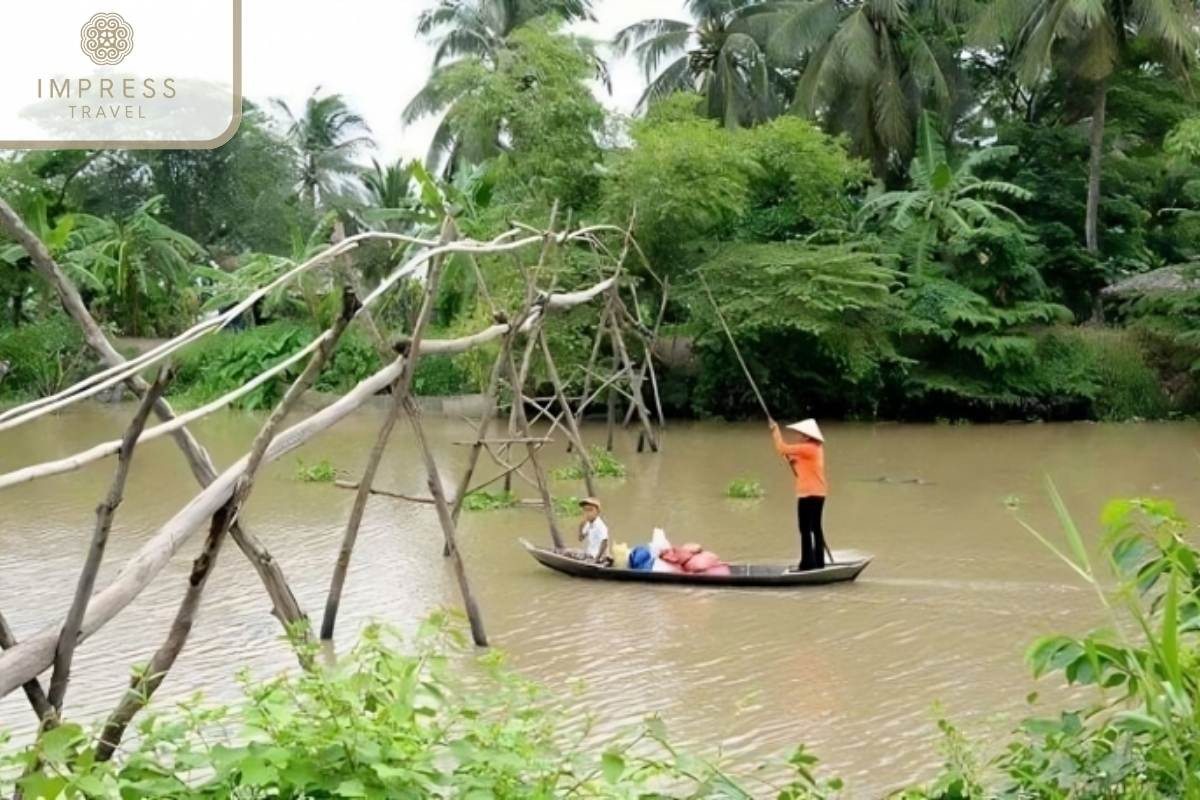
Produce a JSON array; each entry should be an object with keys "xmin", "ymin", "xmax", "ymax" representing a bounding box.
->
[{"xmin": 1086, "ymin": 78, "xmax": 1107, "ymax": 322}]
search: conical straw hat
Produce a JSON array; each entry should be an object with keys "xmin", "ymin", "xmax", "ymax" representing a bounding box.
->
[{"xmin": 786, "ymin": 419, "xmax": 823, "ymax": 442}]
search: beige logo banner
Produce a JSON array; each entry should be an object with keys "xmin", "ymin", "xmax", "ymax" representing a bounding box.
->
[{"xmin": 0, "ymin": 1, "xmax": 242, "ymax": 149}]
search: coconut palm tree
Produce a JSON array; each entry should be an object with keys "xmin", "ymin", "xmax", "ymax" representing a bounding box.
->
[
  {"xmin": 271, "ymin": 88, "xmax": 376, "ymax": 213},
  {"xmin": 404, "ymin": 0, "xmax": 602, "ymax": 178},
  {"xmin": 743, "ymin": 0, "xmax": 974, "ymax": 177},
  {"xmin": 973, "ymin": 0, "xmax": 1198, "ymax": 268},
  {"xmin": 612, "ymin": 0, "xmax": 781, "ymax": 128}
]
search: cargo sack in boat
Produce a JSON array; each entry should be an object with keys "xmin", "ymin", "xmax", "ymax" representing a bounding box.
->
[
  {"xmin": 683, "ymin": 550, "xmax": 721, "ymax": 573},
  {"xmin": 628, "ymin": 545, "xmax": 654, "ymax": 571},
  {"xmin": 651, "ymin": 557, "xmax": 681, "ymax": 573},
  {"xmin": 611, "ymin": 543, "xmax": 631, "ymax": 569},
  {"xmin": 659, "ymin": 547, "xmax": 689, "ymax": 566}
]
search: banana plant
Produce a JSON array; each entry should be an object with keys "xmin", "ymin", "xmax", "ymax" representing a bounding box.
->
[
  {"xmin": 59, "ymin": 196, "xmax": 207, "ymax": 336},
  {"xmin": 359, "ymin": 159, "xmax": 501, "ymax": 326},
  {"xmin": 0, "ymin": 193, "xmax": 94, "ymax": 326},
  {"xmin": 856, "ymin": 111, "xmax": 1032, "ymax": 277},
  {"xmin": 195, "ymin": 212, "xmax": 342, "ymax": 328}
]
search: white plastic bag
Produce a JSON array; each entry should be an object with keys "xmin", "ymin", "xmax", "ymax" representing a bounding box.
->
[{"xmin": 649, "ymin": 527, "xmax": 671, "ymax": 558}]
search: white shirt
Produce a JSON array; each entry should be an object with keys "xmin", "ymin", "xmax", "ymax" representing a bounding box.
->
[{"xmin": 581, "ymin": 517, "xmax": 609, "ymax": 559}]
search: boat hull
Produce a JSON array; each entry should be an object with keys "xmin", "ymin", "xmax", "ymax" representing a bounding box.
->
[{"xmin": 519, "ymin": 539, "xmax": 872, "ymax": 587}]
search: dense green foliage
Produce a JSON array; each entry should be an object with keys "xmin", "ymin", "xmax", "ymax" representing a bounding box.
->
[{"xmin": 5, "ymin": 1, "xmax": 1200, "ymax": 422}]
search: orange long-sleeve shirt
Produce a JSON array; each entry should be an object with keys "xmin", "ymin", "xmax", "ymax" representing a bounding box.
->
[{"xmin": 772, "ymin": 428, "xmax": 827, "ymax": 498}]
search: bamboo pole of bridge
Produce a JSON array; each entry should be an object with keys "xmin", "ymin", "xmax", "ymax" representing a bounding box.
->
[
  {"xmin": 506, "ymin": 344, "xmax": 565, "ymax": 549},
  {"xmin": 96, "ymin": 287, "xmax": 361, "ymax": 762},
  {"xmin": 48, "ymin": 367, "xmax": 173, "ymax": 722},
  {"xmin": 569, "ymin": 298, "xmax": 610, "ymax": 454},
  {"xmin": 403, "ymin": 394, "xmax": 487, "ymax": 646},
  {"xmin": 445, "ymin": 309, "xmax": 529, "ymax": 557},
  {"xmin": 621, "ymin": 278, "xmax": 670, "ymax": 433},
  {"xmin": 506, "ymin": 205, "xmax": 568, "ymax": 548},
  {"xmin": 446, "ymin": 234, "xmax": 549, "ymax": 555},
  {"xmin": 0, "ymin": 197, "xmax": 310, "ymax": 646},
  {"xmin": 321, "ymin": 217, "xmax": 457, "ymax": 644},
  {"xmin": 537, "ymin": 328, "xmax": 596, "ymax": 497},
  {"xmin": 0, "ymin": 213, "xmax": 624, "ymax": 703},
  {"xmin": 606, "ymin": 286, "xmax": 659, "ymax": 453},
  {"xmin": 0, "ymin": 610, "xmax": 52, "ymax": 725}
]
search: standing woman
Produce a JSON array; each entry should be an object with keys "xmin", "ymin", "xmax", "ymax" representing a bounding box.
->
[{"xmin": 769, "ymin": 419, "xmax": 827, "ymax": 571}]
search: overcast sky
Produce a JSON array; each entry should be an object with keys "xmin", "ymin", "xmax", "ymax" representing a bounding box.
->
[{"xmin": 243, "ymin": 0, "xmax": 685, "ymax": 165}]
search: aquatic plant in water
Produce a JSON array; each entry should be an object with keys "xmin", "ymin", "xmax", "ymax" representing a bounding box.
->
[
  {"xmin": 551, "ymin": 445, "xmax": 627, "ymax": 481},
  {"xmin": 293, "ymin": 457, "xmax": 337, "ymax": 482},
  {"xmin": 725, "ymin": 478, "xmax": 765, "ymax": 499}
]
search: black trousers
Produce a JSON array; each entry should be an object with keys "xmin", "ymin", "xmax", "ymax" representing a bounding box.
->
[{"xmin": 796, "ymin": 496, "xmax": 826, "ymax": 570}]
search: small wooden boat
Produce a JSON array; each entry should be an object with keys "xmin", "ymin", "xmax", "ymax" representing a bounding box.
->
[{"xmin": 519, "ymin": 539, "xmax": 873, "ymax": 587}]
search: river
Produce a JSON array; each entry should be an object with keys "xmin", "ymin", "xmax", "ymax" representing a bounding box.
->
[{"xmin": 1, "ymin": 404, "xmax": 1195, "ymax": 796}]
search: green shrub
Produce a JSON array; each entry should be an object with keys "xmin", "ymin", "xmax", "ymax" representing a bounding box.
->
[
  {"xmin": 170, "ymin": 322, "xmax": 309, "ymax": 410},
  {"xmin": 0, "ymin": 316, "xmax": 95, "ymax": 399},
  {"xmin": 170, "ymin": 323, "xmax": 385, "ymax": 410},
  {"xmin": 0, "ymin": 611, "xmax": 846, "ymax": 798},
  {"xmin": 319, "ymin": 329, "xmax": 383, "ymax": 394},
  {"xmin": 1054, "ymin": 327, "xmax": 1170, "ymax": 421},
  {"xmin": 1085, "ymin": 329, "xmax": 1171, "ymax": 420},
  {"xmin": 412, "ymin": 353, "xmax": 476, "ymax": 396},
  {"xmin": 908, "ymin": 491, "xmax": 1200, "ymax": 798},
  {"xmin": 169, "ymin": 322, "xmax": 480, "ymax": 410}
]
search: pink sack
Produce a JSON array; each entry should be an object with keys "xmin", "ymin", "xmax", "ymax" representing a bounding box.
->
[
  {"xmin": 651, "ymin": 558, "xmax": 681, "ymax": 573},
  {"xmin": 660, "ymin": 547, "xmax": 688, "ymax": 565},
  {"xmin": 680, "ymin": 543, "xmax": 703, "ymax": 556},
  {"xmin": 683, "ymin": 551, "xmax": 721, "ymax": 573}
]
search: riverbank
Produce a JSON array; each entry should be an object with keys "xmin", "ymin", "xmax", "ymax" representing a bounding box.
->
[
  {"xmin": 95, "ymin": 324, "xmax": 1200, "ymax": 425},
  {"xmin": 2, "ymin": 319, "xmax": 1197, "ymax": 426}
]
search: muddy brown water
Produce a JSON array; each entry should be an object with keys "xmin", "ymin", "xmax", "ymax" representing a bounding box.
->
[{"xmin": 1, "ymin": 405, "xmax": 1197, "ymax": 796}]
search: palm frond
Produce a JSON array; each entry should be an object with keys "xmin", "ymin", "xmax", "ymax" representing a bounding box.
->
[
  {"xmin": 417, "ymin": 1, "xmax": 470, "ymax": 37},
  {"xmin": 832, "ymin": 7, "xmax": 882, "ymax": 88},
  {"xmin": 908, "ymin": 31, "xmax": 952, "ymax": 103},
  {"xmin": 1135, "ymin": 0, "xmax": 1200, "ymax": 58},
  {"xmin": 790, "ymin": 39, "xmax": 837, "ymax": 116},
  {"xmin": 968, "ymin": 0, "xmax": 1036, "ymax": 47},
  {"xmin": 613, "ymin": 18, "xmax": 690, "ymax": 57},
  {"xmin": 872, "ymin": 29, "xmax": 910, "ymax": 153},
  {"xmin": 434, "ymin": 27, "xmax": 496, "ymax": 66},
  {"xmin": 629, "ymin": 26, "xmax": 694, "ymax": 82},
  {"xmin": 868, "ymin": 0, "xmax": 906, "ymax": 27},
  {"xmin": 751, "ymin": 0, "xmax": 842, "ymax": 62},
  {"xmin": 957, "ymin": 145, "xmax": 1020, "ymax": 176},
  {"xmin": 402, "ymin": 63, "xmax": 474, "ymax": 126},
  {"xmin": 638, "ymin": 57, "xmax": 695, "ymax": 110},
  {"xmin": 1015, "ymin": 0, "xmax": 1074, "ymax": 86}
]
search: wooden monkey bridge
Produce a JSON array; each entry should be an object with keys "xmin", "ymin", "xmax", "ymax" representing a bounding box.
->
[{"xmin": 0, "ymin": 197, "xmax": 665, "ymax": 760}]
